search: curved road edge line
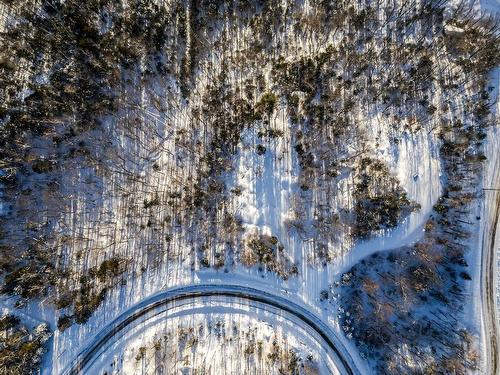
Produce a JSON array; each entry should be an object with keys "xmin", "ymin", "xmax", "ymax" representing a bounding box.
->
[{"xmin": 62, "ymin": 284, "xmax": 362, "ymax": 375}]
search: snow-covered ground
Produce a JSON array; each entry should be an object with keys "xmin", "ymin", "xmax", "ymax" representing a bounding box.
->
[
  {"xmin": 479, "ymin": 0, "xmax": 500, "ymax": 13},
  {"xmin": 69, "ymin": 284, "xmax": 354, "ymax": 375},
  {"xmin": 46, "ymin": 2, "xmax": 463, "ymax": 372},
  {"xmin": 486, "ymin": 71, "xmax": 500, "ymax": 325},
  {"xmin": 51, "ymin": 91, "xmax": 441, "ymax": 374},
  {"xmin": 0, "ymin": 1, "xmax": 498, "ymax": 374},
  {"xmin": 91, "ymin": 308, "xmax": 330, "ymax": 375}
]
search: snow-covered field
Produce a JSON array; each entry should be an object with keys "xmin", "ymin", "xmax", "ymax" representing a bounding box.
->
[{"xmin": 85, "ymin": 301, "xmax": 333, "ymax": 375}]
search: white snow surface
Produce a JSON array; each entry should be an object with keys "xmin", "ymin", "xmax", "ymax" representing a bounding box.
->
[{"xmin": 86, "ymin": 305, "xmax": 334, "ymax": 375}]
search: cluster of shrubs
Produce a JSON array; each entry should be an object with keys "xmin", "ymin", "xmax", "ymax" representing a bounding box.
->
[
  {"xmin": 56, "ymin": 257, "xmax": 128, "ymax": 331},
  {"xmin": 129, "ymin": 318, "xmax": 319, "ymax": 374},
  {"xmin": 334, "ymin": 237, "xmax": 478, "ymax": 374},
  {"xmin": 0, "ymin": 314, "xmax": 51, "ymax": 375},
  {"xmin": 352, "ymin": 158, "xmax": 420, "ymax": 238},
  {"xmin": 1, "ymin": 241, "xmax": 60, "ymax": 304},
  {"xmin": 241, "ymin": 234, "xmax": 298, "ymax": 280}
]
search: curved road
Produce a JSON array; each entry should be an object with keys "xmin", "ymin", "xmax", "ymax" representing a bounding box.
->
[{"xmin": 62, "ymin": 284, "xmax": 361, "ymax": 375}]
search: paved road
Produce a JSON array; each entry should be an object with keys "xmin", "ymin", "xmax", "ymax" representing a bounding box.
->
[
  {"xmin": 482, "ymin": 178, "xmax": 500, "ymax": 375},
  {"xmin": 62, "ymin": 284, "xmax": 361, "ymax": 375},
  {"xmin": 481, "ymin": 123, "xmax": 500, "ymax": 375}
]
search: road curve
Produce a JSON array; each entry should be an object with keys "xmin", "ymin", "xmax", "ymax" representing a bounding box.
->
[{"xmin": 62, "ymin": 284, "xmax": 361, "ymax": 375}]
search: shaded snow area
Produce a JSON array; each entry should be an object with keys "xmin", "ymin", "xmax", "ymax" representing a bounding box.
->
[
  {"xmin": 87, "ymin": 304, "xmax": 332, "ymax": 375},
  {"xmin": 0, "ymin": 1, "xmax": 498, "ymax": 375},
  {"xmin": 478, "ymin": 0, "xmax": 500, "ymax": 13}
]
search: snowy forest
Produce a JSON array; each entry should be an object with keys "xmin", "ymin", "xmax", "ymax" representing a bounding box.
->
[{"xmin": 0, "ymin": 0, "xmax": 499, "ymax": 374}]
